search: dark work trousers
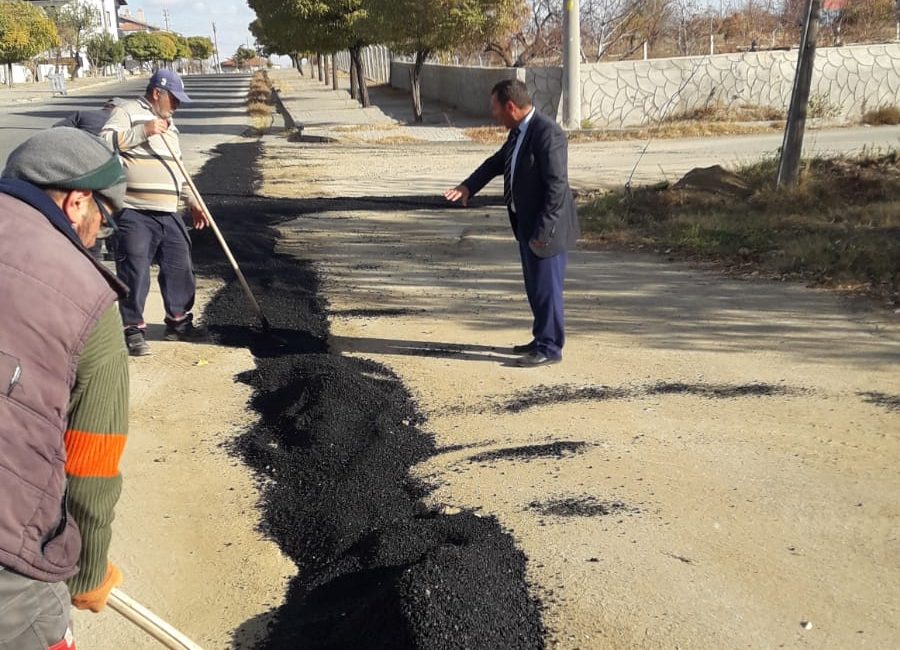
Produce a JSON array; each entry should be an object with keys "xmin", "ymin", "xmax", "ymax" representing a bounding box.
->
[
  {"xmin": 0, "ymin": 567, "xmax": 72, "ymax": 650},
  {"xmin": 519, "ymin": 240, "xmax": 567, "ymax": 359},
  {"xmin": 116, "ymin": 208, "xmax": 195, "ymax": 328}
]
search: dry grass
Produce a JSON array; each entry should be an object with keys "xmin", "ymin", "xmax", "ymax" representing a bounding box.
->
[
  {"xmin": 246, "ymin": 71, "xmax": 275, "ymax": 124},
  {"xmin": 579, "ymin": 151, "xmax": 900, "ymax": 306},
  {"xmin": 862, "ymin": 106, "xmax": 900, "ymax": 126},
  {"xmin": 247, "ymin": 101, "xmax": 273, "ymax": 117},
  {"xmin": 336, "ymin": 132, "xmax": 422, "ymax": 145},
  {"xmin": 465, "ymin": 126, "xmax": 507, "ymax": 144},
  {"xmin": 666, "ymin": 103, "xmax": 786, "ymax": 122},
  {"xmin": 464, "ymin": 120, "xmax": 783, "ymax": 145},
  {"xmin": 331, "ymin": 123, "xmax": 400, "ymax": 133}
]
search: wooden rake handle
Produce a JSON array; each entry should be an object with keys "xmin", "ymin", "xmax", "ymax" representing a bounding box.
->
[
  {"xmin": 160, "ymin": 134, "xmax": 271, "ymax": 331},
  {"xmin": 107, "ymin": 588, "xmax": 204, "ymax": 650}
]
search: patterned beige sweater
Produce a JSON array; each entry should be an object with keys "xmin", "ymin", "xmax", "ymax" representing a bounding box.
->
[{"xmin": 100, "ymin": 97, "xmax": 196, "ymax": 213}]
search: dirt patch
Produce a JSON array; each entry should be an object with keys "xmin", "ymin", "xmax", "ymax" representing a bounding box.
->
[
  {"xmin": 191, "ymin": 141, "xmax": 545, "ymax": 649},
  {"xmin": 580, "ymin": 152, "xmax": 900, "ymax": 307},
  {"xmin": 468, "ymin": 441, "xmax": 590, "ymax": 464},
  {"xmin": 529, "ymin": 497, "xmax": 639, "ymax": 518}
]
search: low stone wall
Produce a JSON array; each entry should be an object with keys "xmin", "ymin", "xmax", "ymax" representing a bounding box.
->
[{"xmin": 386, "ymin": 43, "xmax": 900, "ymax": 127}]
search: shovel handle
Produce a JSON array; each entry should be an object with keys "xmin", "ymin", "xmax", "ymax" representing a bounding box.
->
[
  {"xmin": 160, "ymin": 135, "xmax": 270, "ymax": 331},
  {"xmin": 107, "ymin": 588, "xmax": 204, "ymax": 650}
]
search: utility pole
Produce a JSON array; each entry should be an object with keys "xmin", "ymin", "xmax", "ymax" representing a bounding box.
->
[
  {"xmin": 563, "ymin": 0, "xmax": 582, "ymax": 129},
  {"xmin": 212, "ymin": 22, "xmax": 221, "ymax": 74},
  {"xmin": 162, "ymin": 8, "xmax": 171, "ymax": 31},
  {"xmin": 777, "ymin": 0, "xmax": 822, "ymax": 188}
]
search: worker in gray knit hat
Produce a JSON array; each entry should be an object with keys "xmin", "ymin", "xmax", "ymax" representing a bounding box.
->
[{"xmin": 0, "ymin": 127, "xmax": 130, "ymax": 649}]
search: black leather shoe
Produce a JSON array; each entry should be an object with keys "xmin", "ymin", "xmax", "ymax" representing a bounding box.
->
[
  {"xmin": 512, "ymin": 341, "xmax": 537, "ymax": 354},
  {"xmin": 516, "ymin": 352, "xmax": 562, "ymax": 367},
  {"xmin": 164, "ymin": 314, "xmax": 209, "ymax": 342}
]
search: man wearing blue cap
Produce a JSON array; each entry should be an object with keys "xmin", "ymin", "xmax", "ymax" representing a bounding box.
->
[{"xmin": 101, "ymin": 69, "xmax": 209, "ymax": 356}]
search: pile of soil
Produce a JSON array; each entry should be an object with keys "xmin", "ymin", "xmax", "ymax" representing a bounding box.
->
[{"xmin": 190, "ymin": 142, "xmax": 545, "ymax": 649}]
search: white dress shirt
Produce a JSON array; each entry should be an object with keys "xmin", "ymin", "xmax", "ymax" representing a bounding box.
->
[{"xmin": 509, "ymin": 107, "xmax": 535, "ymax": 213}]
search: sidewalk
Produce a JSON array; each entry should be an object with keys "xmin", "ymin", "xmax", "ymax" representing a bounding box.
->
[{"xmin": 270, "ymin": 69, "xmax": 488, "ymax": 142}]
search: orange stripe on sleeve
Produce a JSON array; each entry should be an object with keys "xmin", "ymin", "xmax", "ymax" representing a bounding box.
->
[{"xmin": 64, "ymin": 430, "xmax": 127, "ymax": 478}]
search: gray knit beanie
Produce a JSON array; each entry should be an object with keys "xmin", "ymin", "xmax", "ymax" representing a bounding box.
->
[{"xmin": 2, "ymin": 127, "xmax": 127, "ymax": 210}]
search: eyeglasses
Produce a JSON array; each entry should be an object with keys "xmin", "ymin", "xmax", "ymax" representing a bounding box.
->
[{"xmin": 94, "ymin": 197, "xmax": 118, "ymax": 237}]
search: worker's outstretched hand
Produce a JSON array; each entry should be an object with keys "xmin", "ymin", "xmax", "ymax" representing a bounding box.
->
[
  {"xmin": 72, "ymin": 563, "xmax": 123, "ymax": 613},
  {"xmin": 191, "ymin": 204, "xmax": 209, "ymax": 230},
  {"xmin": 443, "ymin": 185, "xmax": 470, "ymax": 207}
]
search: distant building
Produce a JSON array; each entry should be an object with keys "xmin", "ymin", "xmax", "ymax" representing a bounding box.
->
[
  {"xmin": 117, "ymin": 7, "xmax": 162, "ymax": 38},
  {"xmin": 20, "ymin": 1, "xmax": 127, "ymax": 79},
  {"xmin": 221, "ymin": 56, "xmax": 269, "ymax": 72},
  {"xmin": 28, "ymin": 1, "xmax": 126, "ymax": 41}
]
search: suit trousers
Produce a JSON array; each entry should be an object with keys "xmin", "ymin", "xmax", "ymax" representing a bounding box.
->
[
  {"xmin": 115, "ymin": 209, "xmax": 196, "ymax": 328},
  {"xmin": 519, "ymin": 240, "xmax": 567, "ymax": 359}
]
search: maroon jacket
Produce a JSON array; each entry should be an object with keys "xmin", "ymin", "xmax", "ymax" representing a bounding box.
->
[{"xmin": 0, "ymin": 181, "xmax": 124, "ymax": 582}]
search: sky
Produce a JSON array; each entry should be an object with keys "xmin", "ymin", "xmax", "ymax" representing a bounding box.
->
[{"xmin": 125, "ymin": 0, "xmax": 259, "ymax": 63}]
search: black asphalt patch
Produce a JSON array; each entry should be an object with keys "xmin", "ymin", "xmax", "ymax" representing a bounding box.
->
[
  {"xmin": 497, "ymin": 382, "xmax": 795, "ymax": 413},
  {"xmin": 528, "ymin": 497, "xmax": 638, "ymax": 518},
  {"xmin": 332, "ymin": 307, "xmax": 424, "ymax": 318},
  {"xmin": 501, "ymin": 385, "xmax": 630, "ymax": 413},
  {"xmin": 647, "ymin": 382, "xmax": 790, "ymax": 398},
  {"xmin": 858, "ymin": 391, "xmax": 900, "ymax": 413},
  {"xmin": 191, "ymin": 142, "xmax": 545, "ymax": 649},
  {"xmin": 468, "ymin": 441, "xmax": 590, "ymax": 464}
]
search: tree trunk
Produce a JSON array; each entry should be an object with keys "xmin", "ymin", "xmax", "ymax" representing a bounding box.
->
[
  {"xmin": 349, "ymin": 54, "xmax": 359, "ymax": 100},
  {"xmin": 349, "ymin": 47, "xmax": 369, "ymax": 107},
  {"xmin": 318, "ymin": 53, "xmax": 326, "ymax": 82},
  {"xmin": 331, "ymin": 52, "xmax": 338, "ymax": 90},
  {"xmin": 411, "ymin": 50, "xmax": 427, "ymax": 123}
]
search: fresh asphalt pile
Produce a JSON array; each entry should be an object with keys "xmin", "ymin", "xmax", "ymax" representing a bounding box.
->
[{"xmin": 190, "ymin": 142, "xmax": 545, "ymax": 649}]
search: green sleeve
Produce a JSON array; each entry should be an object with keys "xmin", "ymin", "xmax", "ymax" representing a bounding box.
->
[{"xmin": 64, "ymin": 304, "xmax": 129, "ymax": 596}]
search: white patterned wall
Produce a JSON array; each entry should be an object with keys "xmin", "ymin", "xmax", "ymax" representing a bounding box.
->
[
  {"xmin": 387, "ymin": 44, "xmax": 899, "ymax": 127},
  {"xmin": 527, "ymin": 43, "xmax": 900, "ymax": 127}
]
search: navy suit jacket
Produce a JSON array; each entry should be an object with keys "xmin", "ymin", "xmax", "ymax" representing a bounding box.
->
[{"xmin": 463, "ymin": 110, "xmax": 579, "ymax": 258}]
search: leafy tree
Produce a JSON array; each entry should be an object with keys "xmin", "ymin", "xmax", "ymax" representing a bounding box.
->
[
  {"xmin": 234, "ymin": 45, "xmax": 257, "ymax": 68},
  {"xmin": 85, "ymin": 32, "xmax": 124, "ymax": 72},
  {"xmin": 152, "ymin": 32, "xmax": 180, "ymax": 64},
  {"xmin": 0, "ymin": 1, "xmax": 59, "ymax": 87},
  {"xmin": 123, "ymin": 31, "xmax": 176, "ymax": 66},
  {"xmin": 247, "ymin": 0, "xmax": 382, "ymax": 106},
  {"xmin": 188, "ymin": 36, "xmax": 214, "ymax": 60},
  {"xmin": 172, "ymin": 34, "xmax": 192, "ymax": 60},
  {"xmin": 51, "ymin": 0, "xmax": 100, "ymax": 76},
  {"xmin": 374, "ymin": 0, "xmax": 526, "ymax": 121}
]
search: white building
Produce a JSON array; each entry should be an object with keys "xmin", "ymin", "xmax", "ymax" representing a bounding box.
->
[
  {"xmin": 23, "ymin": 1, "xmax": 127, "ymax": 76},
  {"xmin": 28, "ymin": 1, "xmax": 125, "ymax": 40}
]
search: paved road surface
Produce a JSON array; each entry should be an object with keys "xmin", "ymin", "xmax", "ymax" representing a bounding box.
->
[{"xmin": 0, "ymin": 74, "xmax": 251, "ymax": 172}]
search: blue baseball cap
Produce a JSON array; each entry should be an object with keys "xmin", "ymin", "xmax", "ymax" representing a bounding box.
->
[{"xmin": 147, "ymin": 69, "xmax": 192, "ymax": 104}]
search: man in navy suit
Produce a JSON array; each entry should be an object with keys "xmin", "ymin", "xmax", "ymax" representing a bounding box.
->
[{"xmin": 444, "ymin": 79, "xmax": 580, "ymax": 367}]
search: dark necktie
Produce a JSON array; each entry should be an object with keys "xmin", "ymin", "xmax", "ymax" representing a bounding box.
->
[{"xmin": 503, "ymin": 126, "xmax": 520, "ymax": 209}]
